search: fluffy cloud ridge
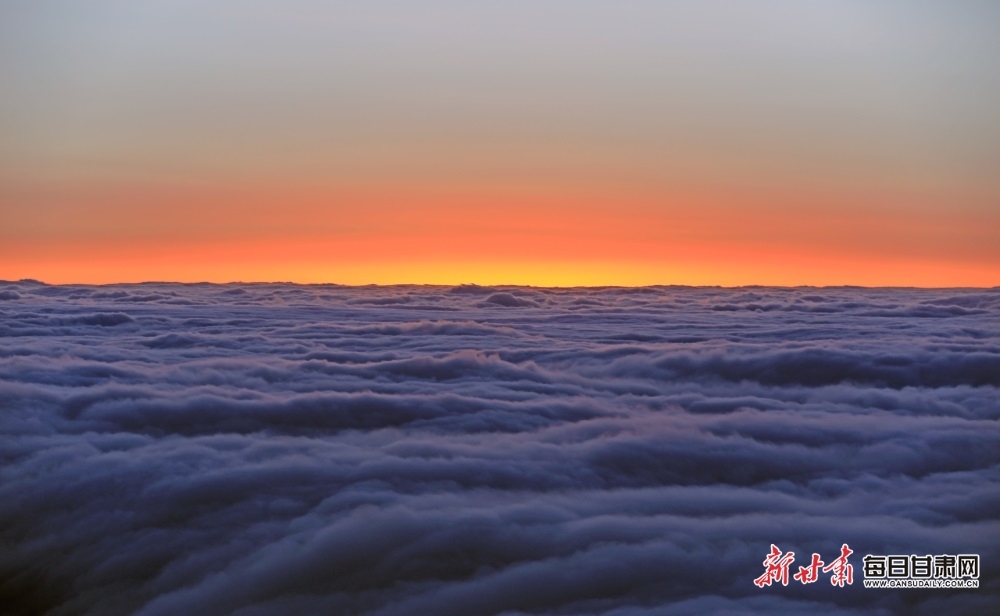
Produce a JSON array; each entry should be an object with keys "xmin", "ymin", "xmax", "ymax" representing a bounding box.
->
[{"xmin": 1, "ymin": 282, "xmax": 998, "ymax": 615}]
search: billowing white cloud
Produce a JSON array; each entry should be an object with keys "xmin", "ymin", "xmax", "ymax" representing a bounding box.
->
[{"xmin": 1, "ymin": 281, "xmax": 998, "ymax": 614}]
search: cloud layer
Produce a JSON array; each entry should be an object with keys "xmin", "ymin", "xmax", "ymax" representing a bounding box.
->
[{"xmin": 1, "ymin": 281, "xmax": 998, "ymax": 615}]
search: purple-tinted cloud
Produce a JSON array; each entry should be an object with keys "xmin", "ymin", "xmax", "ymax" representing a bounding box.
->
[{"xmin": 1, "ymin": 281, "xmax": 998, "ymax": 615}]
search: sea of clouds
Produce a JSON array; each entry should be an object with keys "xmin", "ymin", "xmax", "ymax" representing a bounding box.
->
[{"xmin": 1, "ymin": 281, "xmax": 998, "ymax": 615}]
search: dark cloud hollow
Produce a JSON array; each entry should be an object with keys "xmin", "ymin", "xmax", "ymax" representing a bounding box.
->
[{"xmin": 1, "ymin": 281, "xmax": 998, "ymax": 615}]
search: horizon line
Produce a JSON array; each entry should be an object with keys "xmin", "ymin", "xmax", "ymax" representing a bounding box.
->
[{"xmin": 4, "ymin": 278, "xmax": 998, "ymax": 291}]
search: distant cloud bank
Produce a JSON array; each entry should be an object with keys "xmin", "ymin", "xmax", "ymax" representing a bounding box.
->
[{"xmin": 1, "ymin": 282, "xmax": 998, "ymax": 615}]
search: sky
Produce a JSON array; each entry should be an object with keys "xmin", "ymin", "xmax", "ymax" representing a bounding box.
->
[{"xmin": 2, "ymin": 0, "xmax": 999, "ymax": 286}]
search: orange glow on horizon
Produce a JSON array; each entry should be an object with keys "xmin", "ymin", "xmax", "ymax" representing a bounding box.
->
[
  {"xmin": 7, "ymin": 258, "xmax": 998, "ymax": 289},
  {"xmin": 3, "ymin": 180, "xmax": 998, "ymax": 288}
]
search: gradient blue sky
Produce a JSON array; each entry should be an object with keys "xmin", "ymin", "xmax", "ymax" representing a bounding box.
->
[{"xmin": 2, "ymin": 1, "xmax": 998, "ymax": 285}]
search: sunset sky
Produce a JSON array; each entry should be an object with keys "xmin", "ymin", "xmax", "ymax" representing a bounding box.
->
[{"xmin": 2, "ymin": 1, "xmax": 998, "ymax": 286}]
